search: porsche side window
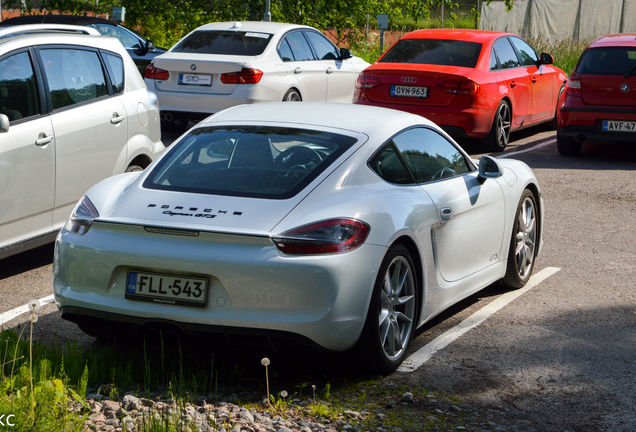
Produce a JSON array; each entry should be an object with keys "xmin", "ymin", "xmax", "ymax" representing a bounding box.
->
[
  {"xmin": 493, "ymin": 38, "xmax": 520, "ymax": 69},
  {"xmin": 39, "ymin": 48, "xmax": 108, "ymax": 110},
  {"xmin": 284, "ymin": 32, "xmax": 315, "ymax": 61},
  {"xmin": 392, "ymin": 128, "xmax": 471, "ymax": 184},
  {"xmin": 510, "ymin": 37, "xmax": 538, "ymax": 67},
  {"xmin": 0, "ymin": 51, "xmax": 40, "ymax": 122},
  {"xmin": 369, "ymin": 144, "xmax": 414, "ymax": 185}
]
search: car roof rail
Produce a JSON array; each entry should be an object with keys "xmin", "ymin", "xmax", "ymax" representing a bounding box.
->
[{"xmin": 0, "ymin": 24, "xmax": 101, "ymax": 40}]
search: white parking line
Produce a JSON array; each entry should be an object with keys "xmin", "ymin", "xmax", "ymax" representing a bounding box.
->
[
  {"xmin": 0, "ymin": 294, "xmax": 55, "ymax": 327},
  {"xmin": 498, "ymin": 138, "xmax": 556, "ymax": 159},
  {"xmin": 398, "ymin": 266, "xmax": 561, "ymax": 373}
]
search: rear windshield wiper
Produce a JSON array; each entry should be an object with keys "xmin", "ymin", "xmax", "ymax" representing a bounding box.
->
[{"xmin": 625, "ymin": 64, "xmax": 636, "ymax": 78}]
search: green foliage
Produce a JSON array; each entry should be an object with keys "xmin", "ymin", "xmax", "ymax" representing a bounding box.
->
[{"xmin": 527, "ymin": 36, "xmax": 589, "ymax": 75}]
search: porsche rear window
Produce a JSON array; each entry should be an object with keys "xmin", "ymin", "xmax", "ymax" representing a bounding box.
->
[
  {"xmin": 144, "ymin": 126, "xmax": 357, "ymax": 199},
  {"xmin": 379, "ymin": 39, "xmax": 482, "ymax": 68},
  {"xmin": 172, "ymin": 31, "xmax": 273, "ymax": 56},
  {"xmin": 576, "ymin": 47, "xmax": 636, "ymax": 75}
]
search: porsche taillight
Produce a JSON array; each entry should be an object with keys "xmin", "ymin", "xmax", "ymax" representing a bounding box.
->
[
  {"xmin": 272, "ymin": 219, "xmax": 370, "ymax": 255},
  {"xmin": 565, "ymin": 73, "xmax": 582, "ymax": 97},
  {"xmin": 145, "ymin": 63, "xmax": 169, "ymax": 80},
  {"xmin": 221, "ymin": 68, "xmax": 263, "ymax": 84}
]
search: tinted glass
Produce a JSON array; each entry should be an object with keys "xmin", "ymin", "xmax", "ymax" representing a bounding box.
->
[
  {"xmin": 0, "ymin": 52, "xmax": 39, "ymax": 122},
  {"xmin": 39, "ymin": 49, "xmax": 108, "ymax": 110},
  {"xmin": 103, "ymin": 52, "xmax": 124, "ymax": 94},
  {"xmin": 90, "ymin": 24, "xmax": 142, "ymax": 49},
  {"xmin": 392, "ymin": 128, "xmax": 471, "ymax": 184},
  {"xmin": 172, "ymin": 31, "xmax": 272, "ymax": 56},
  {"xmin": 379, "ymin": 39, "xmax": 482, "ymax": 68},
  {"xmin": 490, "ymin": 47, "xmax": 499, "ymax": 70},
  {"xmin": 284, "ymin": 32, "xmax": 315, "ymax": 61},
  {"xmin": 369, "ymin": 144, "xmax": 414, "ymax": 185},
  {"xmin": 510, "ymin": 37, "xmax": 538, "ymax": 66},
  {"xmin": 493, "ymin": 38, "xmax": 520, "ymax": 69},
  {"xmin": 278, "ymin": 38, "xmax": 294, "ymax": 62},
  {"xmin": 304, "ymin": 31, "xmax": 339, "ymax": 60},
  {"xmin": 144, "ymin": 126, "xmax": 357, "ymax": 199},
  {"xmin": 576, "ymin": 47, "xmax": 636, "ymax": 75}
]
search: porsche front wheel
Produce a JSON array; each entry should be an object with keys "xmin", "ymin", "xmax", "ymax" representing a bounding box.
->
[
  {"xmin": 502, "ymin": 189, "xmax": 539, "ymax": 289},
  {"xmin": 355, "ymin": 244, "xmax": 417, "ymax": 374}
]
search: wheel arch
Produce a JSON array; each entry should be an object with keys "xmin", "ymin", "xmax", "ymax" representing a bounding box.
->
[
  {"xmin": 283, "ymin": 87, "xmax": 302, "ymax": 101},
  {"xmin": 390, "ymin": 234, "xmax": 424, "ymax": 324},
  {"xmin": 127, "ymin": 154, "xmax": 152, "ymax": 170}
]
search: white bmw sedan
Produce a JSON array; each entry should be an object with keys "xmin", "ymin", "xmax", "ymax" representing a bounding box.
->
[
  {"xmin": 54, "ymin": 103, "xmax": 543, "ymax": 374},
  {"xmin": 144, "ymin": 21, "xmax": 369, "ymax": 131}
]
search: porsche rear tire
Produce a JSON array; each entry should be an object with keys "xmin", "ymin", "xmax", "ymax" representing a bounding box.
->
[
  {"xmin": 353, "ymin": 244, "xmax": 417, "ymax": 374},
  {"xmin": 502, "ymin": 189, "xmax": 539, "ymax": 289}
]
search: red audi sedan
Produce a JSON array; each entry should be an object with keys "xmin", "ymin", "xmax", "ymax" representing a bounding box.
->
[
  {"xmin": 354, "ymin": 29, "xmax": 567, "ymax": 151},
  {"xmin": 556, "ymin": 34, "xmax": 636, "ymax": 155}
]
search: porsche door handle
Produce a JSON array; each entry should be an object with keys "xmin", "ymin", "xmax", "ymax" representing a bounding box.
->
[
  {"xmin": 440, "ymin": 207, "xmax": 453, "ymax": 224},
  {"xmin": 294, "ymin": 67, "xmax": 303, "ymax": 74},
  {"xmin": 326, "ymin": 67, "xmax": 334, "ymax": 74},
  {"xmin": 35, "ymin": 133, "xmax": 53, "ymax": 146},
  {"xmin": 110, "ymin": 112, "xmax": 125, "ymax": 124}
]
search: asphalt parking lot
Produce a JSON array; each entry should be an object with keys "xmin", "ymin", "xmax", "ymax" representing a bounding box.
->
[{"xmin": 1, "ymin": 122, "xmax": 635, "ymax": 431}]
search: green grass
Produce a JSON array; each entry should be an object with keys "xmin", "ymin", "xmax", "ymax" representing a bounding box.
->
[{"xmin": 527, "ymin": 36, "xmax": 590, "ymax": 75}]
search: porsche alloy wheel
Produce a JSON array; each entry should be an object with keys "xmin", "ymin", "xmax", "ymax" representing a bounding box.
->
[
  {"xmin": 356, "ymin": 244, "xmax": 417, "ymax": 374},
  {"xmin": 503, "ymin": 189, "xmax": 538, "ymax": 289},
  {"xmin": 482, "ymin": 100, "xmax": 511, "ymax": 152}
]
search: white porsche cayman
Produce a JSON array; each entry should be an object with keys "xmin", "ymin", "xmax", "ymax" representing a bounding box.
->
[{"xmin": 53, "ymin": 103, "xmax": 544, "ymax": 373}]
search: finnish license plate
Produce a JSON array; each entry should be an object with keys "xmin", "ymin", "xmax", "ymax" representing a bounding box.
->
[
  {"xmin": 390, "ymin": 85, "xmax": 428, "ymax": 98},
  {"xmin": 602, "ymin": 120, "xmax": 636, "ymax": 132},
  {"xmin": 126, "ymin": 271, "xmax": 207, "ymax": 307},
  {"xmin": 178, "ymin": 73, "xmax": 212, "ymax": 86}
]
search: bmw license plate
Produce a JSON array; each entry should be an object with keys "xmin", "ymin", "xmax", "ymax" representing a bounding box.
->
[
  {"xmin": 126, "ymin": 271, "xmax": 207, "ymax": 307},
  {"xmin": 390, "ymin": 85, "xmax": 428, "ymax": 98},
  {"xmin": 602, "ymin": 120, "xmax": 636, "ymax": 132},
  {"xmin": 178, "ymin": 73, "xmax": 212, "ymax": 86}
]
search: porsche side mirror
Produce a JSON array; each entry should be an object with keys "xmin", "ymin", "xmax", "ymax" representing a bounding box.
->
[
  {"xmin": 0, "ymin": 114, "xmax": 9, "ymax": 133},
  {"xmin": 478, "ymin": 155, "xmax": 503, "ymax": 180},
  {"xmin": 340, "ymin": 48, "xmax": 353, "ymax": 60},
  {"xmin": 540, "ymin": 53, "xmax": 554, "ymax": 65}
]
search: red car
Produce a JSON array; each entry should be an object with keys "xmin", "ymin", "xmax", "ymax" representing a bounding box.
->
[
  {"xmin": 557, "ymin": 34, "xmax": 636, "ymax": 155},
  {"xmin": 354, "ymin": 29, "xmax": 567, "ymax": 151}
]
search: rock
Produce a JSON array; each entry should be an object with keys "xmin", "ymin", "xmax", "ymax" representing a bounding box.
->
[
  {"xmin": 343, "ymin": 411, "xmax": 361, "ymax": 419},
  {"xmin": 91, "ymin": 413, "xmax": 106, "ymax": 423},
  {"xmin": 240, "ymin": 409, "xmax": 255, "ymax": 423},
  {"xmin": 123, "ymin": 394, "xmax": 141, "ymax": 411},
  {"xmin": 102, "ymin": 400, "xmax": 122, "ymax": 412},
  {"xmin": 230, "ymin": 424, "xmax": 242, "ymax": 432},
  {"xmin": 401, "ymin": 392, "xmax": 414, "ymax": 403}
]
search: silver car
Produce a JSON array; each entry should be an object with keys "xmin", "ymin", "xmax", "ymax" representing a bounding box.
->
[
  {"xmin": 53, "ymin": 103, "xmax": 543, "ymax": 373},
  {"xmin": 0, "ymin": 29, "xmax": 164, "ymax": 259}
]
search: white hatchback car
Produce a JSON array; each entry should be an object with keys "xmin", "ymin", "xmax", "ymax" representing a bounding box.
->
[
  {"xmin": 144, "ymin": 21, "xmax": 369, "ymax": 131},
  {"xmin": 0, "ymin": 29, "xmax": 164, "ymax": 259}
]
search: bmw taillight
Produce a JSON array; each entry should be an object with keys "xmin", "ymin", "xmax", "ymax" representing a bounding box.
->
[
  {"xmin": 565, "ymin": 73, "xmax": 582, "ymax": 97},
  {"xmin": 145, "ymin": 63, "xmax": 169, "ymax": 80},
  {"xmin": 355, "ymin": 74, "xmax": 382, "ymax": 89},
  {"xmin": 272, "ymin": 219, "xmax": 370, "ymax": 255},
  {"xmin": 438, "ymin": 80, "xmax": 480, "ymax": 95},
  {"xmin": 221, "ymin": 68, "xmax": 263, "ymax": 84},
  {"xmin": 64, "ymin": 195, "xmax": 99, "ymax": 236}
]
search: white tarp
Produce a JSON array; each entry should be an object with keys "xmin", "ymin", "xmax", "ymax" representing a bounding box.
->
[{"xmin": 481, "ymin": 0, "xmax": 636, "ymax": 40}]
